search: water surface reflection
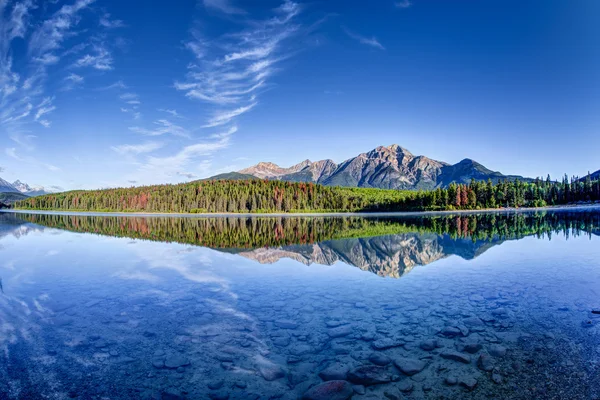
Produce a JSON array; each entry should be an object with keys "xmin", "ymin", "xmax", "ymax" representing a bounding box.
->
[{"xmin": 0, "ymin": 210, "xmax": 599, "ymax": 399}]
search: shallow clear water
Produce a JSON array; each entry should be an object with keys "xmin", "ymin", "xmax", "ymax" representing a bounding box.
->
[{"xmin": 0, "ymin": 210, "xmax": 599, "ymax": 400}]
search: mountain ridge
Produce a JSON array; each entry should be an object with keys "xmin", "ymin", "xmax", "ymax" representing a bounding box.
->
[
  {"xmin": 221, "ymin": 144, "xmax": 532, "ymax": 190},
  {"xmin": 0, "ymin": 177, "xmax": 59, "ymax": 197},
  {"xmin": 0, "ymin": 177, "xmax": 20, "ymax": 194}
]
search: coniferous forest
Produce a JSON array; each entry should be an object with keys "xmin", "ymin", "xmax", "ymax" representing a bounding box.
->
[{"xmin": 13, "ymin": 174, "xmax": 600, "ymax": 214}]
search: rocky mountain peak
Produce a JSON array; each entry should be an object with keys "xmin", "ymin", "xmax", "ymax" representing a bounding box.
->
[
  {"xmin": 289, "ymin": 159, "xmax": 313, "ymax": 172},
  {"xmin": 386, "ymin": 144, "xmax": 412, "ymax": 154},
  {"xmin": 255, "ymin": 162, "xmax": 280, "ymax": 169},
  {"xmin": 228, "ymin": 144, "xmax": 531, "ymax": 190}
]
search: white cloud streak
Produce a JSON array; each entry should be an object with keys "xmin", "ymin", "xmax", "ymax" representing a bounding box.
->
[
  {"xmin": 111, "ymin": 141, "xmax": 163, "ymax": 155},
  {"xmin": 129, "ymin": 119, "xmax": 191, "ymax": 138},
  {"xmin": 343, "ymin": 27, "xmax": 385, "ymax": 50},
  {"xmin": 395, "ymin": 0, "xmax": 412, "ymax": 9},
  {"xmin": 203, "ymin": 0, "xmax": 246, "ymax": 15},
  {"xmin": 99, "ymin": 13, "xmax": 125, "ymax": 28},
  {"xmin": 73, "ymin": 46, "xmax": 113, "ymax": 70},
  {"xmin": 203, "ymin": 103, "xmax": 256, "ymax": 128}
]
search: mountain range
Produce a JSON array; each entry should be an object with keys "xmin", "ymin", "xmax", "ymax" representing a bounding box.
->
[
  {"xmin": 0, "ymin": 177, "xmax": 58, "ymax": 202},
  {"xmin": 210, "ymin": 144, "xmax": 531, "ymax": 190}
]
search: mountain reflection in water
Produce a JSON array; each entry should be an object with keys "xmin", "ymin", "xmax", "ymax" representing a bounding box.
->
[{"xmin": 6, "ymin": 210, "xmax": 600, "ymax": 278}]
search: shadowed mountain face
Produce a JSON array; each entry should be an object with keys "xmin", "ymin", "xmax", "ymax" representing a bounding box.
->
[
  {"xmin": 232, "ymin": 144, "xmax": 531, "ymax": 190},
  {"xmin": 0, "ymin": 177, "xmax": 20, "ymax": 194},
  {"xmin": 4, "ymin": 210, "xmax": 600, "ymax": 278}
]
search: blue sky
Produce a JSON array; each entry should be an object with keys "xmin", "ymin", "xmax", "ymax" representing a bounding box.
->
[{"xmin": 0, "ymin": 0, "xmax": 599, "ymax": 190}]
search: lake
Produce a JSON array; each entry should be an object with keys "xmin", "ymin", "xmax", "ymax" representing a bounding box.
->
[{"xmin": 0, "ymin": 210, "xmax": 599, "ymax": 400}]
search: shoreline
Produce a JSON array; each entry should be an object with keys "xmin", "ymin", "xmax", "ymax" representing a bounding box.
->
[{"xmin": 2, "ymin": 203, "xmax": 600, "ymax": 218}]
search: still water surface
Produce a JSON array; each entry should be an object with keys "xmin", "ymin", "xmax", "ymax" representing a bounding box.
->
[{"xmin": 0, "ymin": 210, "xmax": 599, "ymax": 399}]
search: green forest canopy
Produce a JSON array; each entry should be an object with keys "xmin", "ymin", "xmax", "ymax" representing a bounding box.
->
[{"xmin": 14, "ymin": 174, "xmax": 600, "ymax": 214}]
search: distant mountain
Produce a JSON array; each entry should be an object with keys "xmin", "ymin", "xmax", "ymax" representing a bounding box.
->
[
  {"xmin": 217, "ymin": 144, "xmax": 531, "ymax": 190},
  {"xmin": 203, "ymin": 172, "xmax": 259, "ymax": 181},
  {"xmin": 578, "ymin": 170, "xmax": 600, "ymax": 182},
  {"xmin": 11, "ymin": 180, "xmax": 58, "ymax": 196},
  {"xmin": 0, "ymin": 177, "xmax": 20, "ymax": 193}
]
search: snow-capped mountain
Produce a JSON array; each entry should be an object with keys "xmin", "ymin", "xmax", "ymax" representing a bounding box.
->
[
  {"xmin": 0, "ymin": 177, "xmax": 61, "ymax": 197},
  {"xmin": 12, "ymin": 180, "xmax": 41, "ymax": 193},
  {"xmin": 12, "ymin": 180, "xmax": 60, "ymax": 196}
]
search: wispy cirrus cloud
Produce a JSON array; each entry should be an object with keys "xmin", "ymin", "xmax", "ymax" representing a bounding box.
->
[
  {"xmin": 140, "ymin": 127, "xmax": 235, "ymax": 176},
  {"xmin": 395, "ymin": 0, "xmax": 412, "ymax": 9},
  {"xmin": 203, "ymin": 0, "xmax": 246, "ymax": 15},
  {"xmin": 5, "ymin": 147, "xmax": 60, "ymax": 171},
  {"xmin": 63, "ymin": 73, "xmax": 84, "ymax": 91},
  {"xmin": 10, "ymin": 132, "xmax": 36, "ymax": 151},
  {"xmin": 73, "ymin": 45, "xmax": 113, "ymax": 70},
  {"xmin": 175, "ymin": 0, "xmax": 302, "ymax": 128},
  {"xmin": 111, "ymin": 141, "xmax": 163, "ymax": 155},
  {"xmin": 99, "ymin": 13, "xmax": 125, "ymax": 29},
  {"xmin": 34, "ymin": 96, "xmax": 56, "ymax": 127},
  {"xmin": 158, "ymin": 109, "xmax": 184, "ymax": 118},
  {"xmin": 1, "ymin": 0, "xmax": 121, "ymax": 158},
  {"xmin": 203, "ymin": 103, "xmax": 256, "ymax": 128},
  {"xmin": 100, "ymin": 80, "xmax": 128, "ymax": 90},
  {"xmin": 343, "ymin": 27, "xmax": 385, "ymax": 50},
  {"xmin": 129, "ymin": 119, "xmax": 191, "ymax": 138}
]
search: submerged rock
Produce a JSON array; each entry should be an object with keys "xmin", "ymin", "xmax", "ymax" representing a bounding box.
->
[
  {"xmin": 463, "ymin": 317, "xmax": 486, "ymax": 331},
  {"xmin": 419, "ymin": 339, "xmax": 438, "ymax": 351},
  {"xmin": 319, "ymin": 364, "xmax": 350, "ymax": 381},
  {"xmin": 489, "ymin": 344, "xmax": 507, "ymax": 357},
  {"xmin": 491, "ymin": 373, "xmax": 503, "ymax": 384},
  {"xmin": 302, "ymin": 380, "xmax": 354, "ymax": 400},
  {"xmin": 478, "ymin": 353, "xmax": 494, "ymax": 371},
  {"xmin": 398, "ymin": 380, "xmax": 414, "ymax": 392},
  {"xmin": 207, "ymin": 380, "xmax": 224, "ymax": 390},
  {"xmin": 275, "ymin": 320, "xmax": 299, "ymax": 329},
  {"xmin": 368, "ymin": 352, "xmax": 392, "ymax": 366},
  {"xmin": 440, "ymin": 326, "xmax": 464, "ymax": 337},
  {"xmin": 440, "ymin": 351, "xmax": 471, "ymax": 364},
  {"xmin": 383, "ymin": 389, "xmax": 401, "ymax": 400},
  {"xmin": 445, "ymin": 376, "xmax": 458, "ymax": 386},
  {"xmin": 327, "ymin": 325, "xmax": 353, "ymax": 338},
  {"xmin": 459, "ymin": 376, "xmax": 478, "ymax": 391},
  {"xmin": 461, "ymin": 342, "xmax": 483, "ymax": 354},
  {"xmin": 347, "ymin": 365, "xmax": 392, "ymax": 385},
  {"xmin": 372, "ymin": 338, "xmax": 404, "ymax": 350},
  {"xmin": 353, "ymin": 385, "xmax": 366, "ymax": 395},
  {"xmin": 394, "ymin": 358, "xmax": 426, "ymax": 376},
  {"xmin": 207, "ymin": 391, "xmax": 229, "ymax": 400},
  {"xmin": 258, "ymin": 364, "xmax": 286, "ymax": 381},
  {"xmin": 164, "ymin": 355, "xmax": 190, "ymax": 369}
]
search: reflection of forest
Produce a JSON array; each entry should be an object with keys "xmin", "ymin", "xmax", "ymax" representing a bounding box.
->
[{"xmin": 5, "ymin": 211, "xmax": 600, "ymax": 277}]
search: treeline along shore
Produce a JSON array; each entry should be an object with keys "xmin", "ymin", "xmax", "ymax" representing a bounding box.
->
[{"xmin": 13, "ymin": 175, "xmax": 600, "ymax": 214}]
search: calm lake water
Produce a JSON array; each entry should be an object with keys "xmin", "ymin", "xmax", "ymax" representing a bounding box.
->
[{"xmin": 0, "ymin": 210, "xmax": 599, "ymax": 400}]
